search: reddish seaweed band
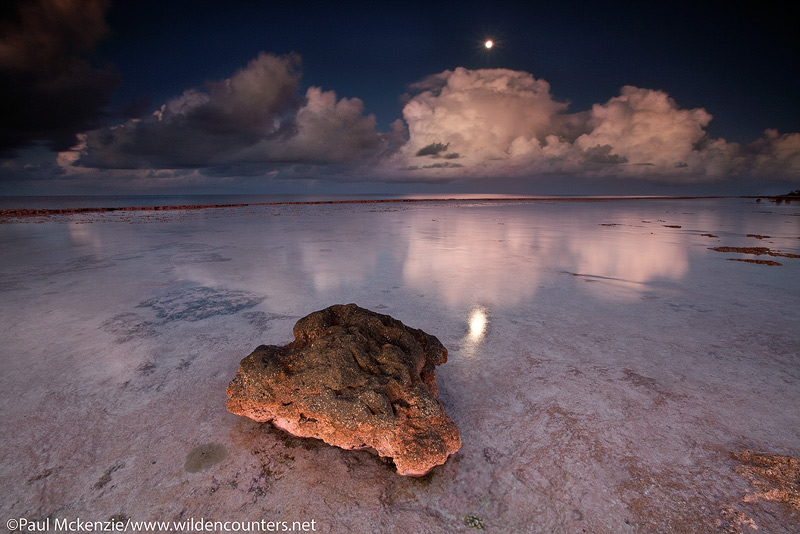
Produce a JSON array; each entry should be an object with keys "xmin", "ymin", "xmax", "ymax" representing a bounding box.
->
[{"xmin": 0, "ymin": 195, "xmax": 752, "ymax": 219}]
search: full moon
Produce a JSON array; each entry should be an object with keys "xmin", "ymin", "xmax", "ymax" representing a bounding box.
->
[{"xmin": 484, "ymin": 39, "xmax": 494, "ymax": 49}]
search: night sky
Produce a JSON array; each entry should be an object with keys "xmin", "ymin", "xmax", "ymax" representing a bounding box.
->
[{"xmin": 1, "ymin": 0, "xmax": 798, "ymax": 195}]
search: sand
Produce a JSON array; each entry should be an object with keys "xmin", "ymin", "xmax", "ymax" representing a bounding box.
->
[{"xmin": 1, "ymin": 197, "xmax": 798, "ymax": 533}]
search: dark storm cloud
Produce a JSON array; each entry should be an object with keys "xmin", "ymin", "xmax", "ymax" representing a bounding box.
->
[
  {"xmin": 415, "ymin": 142, "xmax": 449, "ymax": 157},
  {"xmin": 0, "ymin": 0, "xmax": 120, "ymax": 153},
  {"xmin": 74, "ymin": 53, "xmax": 384, "ymax": 169}
]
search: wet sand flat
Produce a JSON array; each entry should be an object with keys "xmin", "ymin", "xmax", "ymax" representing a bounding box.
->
[{"xmin": 1, "ymin": 198, "xmax": 799, "ymax": 533}]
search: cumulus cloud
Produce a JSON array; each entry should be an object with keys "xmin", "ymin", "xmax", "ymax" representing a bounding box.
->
[
  {"xmin": 399, "ymin": 68, "xmax": 571, "ymax": 166},
  {"xmin": 576, "ymin": 86, "xmax": 712, "ymax": 168},
  {"xmin": 72, "ymin": 53, "xmax": 383, "ymax": 170},
  {"xmin": 747, "ymin": 129, "xmax": 800, "ymax": 180},
  {"xmin": 389, "ymin": 67, "xmax": 800, "ymax": 183},
  {"xmin": 236, "ymin": 86, "xmax": 381, "ymax": 164},
  {"xmin": 0, "ymin": 0, "xmax": 119, "ymax": 153}
]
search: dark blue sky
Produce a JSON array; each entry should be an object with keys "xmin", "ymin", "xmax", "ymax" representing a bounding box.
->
[
  {"xmin": 2, "ymin": 0, "xmax": 799, "ymax": 195},
  {"xmin": 97, "ymin": 0, "xmax": 798, "ymax": 142}
]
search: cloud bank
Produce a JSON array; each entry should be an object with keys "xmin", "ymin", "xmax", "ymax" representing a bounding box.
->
[
  {"xmin": 72, "ymin": 53, "xmax": 384, "ymax": 170},
  {"xmin": 391, "ymin": 67, "xmax": 798, "ymax": 183},
  {"xmin": 46, "ymin": 57, "xmax": 800, "ymax": 189}
]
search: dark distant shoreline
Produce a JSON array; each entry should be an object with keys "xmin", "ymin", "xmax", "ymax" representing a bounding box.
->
[{"xmin": 0, "ymin": 195, "xmax": 779, "ymax": 219}]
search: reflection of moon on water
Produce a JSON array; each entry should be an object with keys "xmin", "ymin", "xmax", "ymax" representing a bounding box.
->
[
  {"xmin": 461, "ymin": 305, "xmax": 489, "ymax": 359},
  {"xmin": 468, "ymin": 307, "xmax": 488, "ymax": 342}
]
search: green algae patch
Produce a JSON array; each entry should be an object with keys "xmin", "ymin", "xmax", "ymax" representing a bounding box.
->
[{"xmin": 185, "ymin": 443, "xmax": 227, "ymax": 473}]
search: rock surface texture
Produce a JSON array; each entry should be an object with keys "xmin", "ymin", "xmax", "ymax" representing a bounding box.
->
[{"xmin": 226, "ymin": 303, "xmax": 461, "ymax": 476}]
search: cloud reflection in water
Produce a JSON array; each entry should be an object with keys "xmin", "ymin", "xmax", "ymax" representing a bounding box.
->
[
  {"xmin": 64, "ymin": 200, "xmax": 766, "ymax": 323},
  {"xmin": 400, "ymin": 203, "xmax": 695, "ymax": 305}
]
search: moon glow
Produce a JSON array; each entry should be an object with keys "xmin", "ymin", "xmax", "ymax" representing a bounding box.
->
[{"xmin": 484, "ymin": 39, "xmax": 494, "ymax": 49}]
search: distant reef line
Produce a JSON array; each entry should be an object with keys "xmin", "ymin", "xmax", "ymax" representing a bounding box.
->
[{"xmin": 0, "ymin": 195, "xmax": 786, "ymax": 219}]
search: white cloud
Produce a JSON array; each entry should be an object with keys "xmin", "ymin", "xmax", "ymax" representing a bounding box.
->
[
  {"xmin": 576, "ymin": 86, "xmax": 712, "ymax": 168},
  {"xmin": 397, "ymin": 68, "xmax": 570, "ymax": 166},
  {"xmin": 388, "ymin": 68, "xmax": 800, "ymax": 184}
]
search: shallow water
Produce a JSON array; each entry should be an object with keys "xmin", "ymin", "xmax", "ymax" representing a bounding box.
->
[{"xmin": 1, "ymin": 198, "xmax": 798, "ymax": 533}]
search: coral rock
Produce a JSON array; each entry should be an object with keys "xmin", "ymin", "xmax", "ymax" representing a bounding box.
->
[{"xmin": 226, "ymin": 303, "xmax": 461, "ymax": 476}]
